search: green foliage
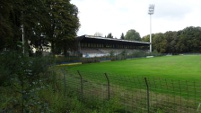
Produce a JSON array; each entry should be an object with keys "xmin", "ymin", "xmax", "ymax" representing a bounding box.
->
[
  {"xmin": 0, "ymin": 51, "xmax": 54, "ymax": 112},
  {"xmin": 152, "ymin": 33, "xmax": 167, "ymax": 53},
  {"xmin": 142, "ymin": 26, "xmax": 201, "ymax": 53},
  {"xmin": 44, "ymin": 0, "xmax": 80, "ymax": 55},
  {"xmin": 0, "ymin": 52, "xmax": 127, "ymax": 112},
  {"xmin": 156, "ymin": 108, "xmax": 164, "ymax": 113},
  {"xmin": 81, "ymin": 97, "xmax": 122, "ymax": 113},
  {"xmin": 110, "ymin": 50, "xmax": 129, "ymax": 61},
  {"xmin": 106, "ymin": 33, "xmax": 113, "ymax": 38},
  {"xmin": 120, "ymin": 50, "xmax": 127, "ymax": 60},
  {"xmin": 110, "ymin": 50, "xmax": 115, "ymax": 61},
  {"xmin": 129, "ymin": 50, "xmax": 148, "ymax": 58},
  {"xmin": 125, "ymin": 29, "xmax": 141, "ymax": 41},
  {"xmin": 120, "ymin": 33, "xmax": 125, "ymax": 39},
  {"xmin": 0, "ymin": 0, "xmax": 80, "ymax": 55}
]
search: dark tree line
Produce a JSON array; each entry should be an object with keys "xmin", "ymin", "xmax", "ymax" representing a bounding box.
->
[
  {"xmin": 142, "ymin": 26, "xmax": 201, "ymax": 53},
  {"xmin": 0, "ymin": 0, "xmax": 80, "ymax": 56}
]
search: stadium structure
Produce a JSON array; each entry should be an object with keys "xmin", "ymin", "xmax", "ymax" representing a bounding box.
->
[{"xmin": 76, "ymin": 35, "xmax": 150, "ymax": 58}]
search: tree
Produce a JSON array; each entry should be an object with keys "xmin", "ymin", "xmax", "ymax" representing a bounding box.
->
[
  {"xmin": 94, "ymin": 32, "xmax": 103, "ymax": 37},
  {"xmin": 143, "ymin": 26, "xmax": 201, "ymax": 53},
  {"xmin": 164, "ymin": 31, "xmax": 177, "ymax": 53},
  {"xmin": 0, "ymin": 0, "xmax": 48, "ymax": 52},
  {"xmin": 0, "ymin": 0, "xmax": 80, "ymax": 56},
  {"xmin": 0, "ymin": 0, "xmax": 14, "ymax": 50},
  {"xmin": 0, "ymin": 0, "xmax": 20, "ymax": 50},
  {"xmin": 120, "ymin": 33, "xmax": 125, "ymax": 40},
  {"xmin": 141, "ymin": 35, "xmax": 150, "ymax": 42},
  {"xmin": 106, "ymin": 33, "xmax": 113, "ymax": 38},
  {"xmin": 23, "ymin": 0, "xmax": 51, "ymax": 54},
  {"xmin": 152, "ymin": 33, "xmax": 167, "ymax": 53},
  {"xmin": 125, "ymin": 29, "xmax": 141, "ymax": 41},
  {"xmin": 44, "ymin": 0, "xmax": 80, "ymax": 56}
]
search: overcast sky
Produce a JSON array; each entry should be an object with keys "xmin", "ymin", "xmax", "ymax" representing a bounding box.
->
[{"xmin": 71, "ymin": 0, "xmax": 201, "ymax": 38}]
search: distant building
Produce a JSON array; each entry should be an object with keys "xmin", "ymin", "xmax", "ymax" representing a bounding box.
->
[
  {"xmin": 76, "ymin": 35, "xmax": 150, "ymax": 57},
  {"xmin": 31, "ymin": 35, "xmax": 150, "ymax": 57}
]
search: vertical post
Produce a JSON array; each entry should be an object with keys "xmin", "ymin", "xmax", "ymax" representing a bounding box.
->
[
  {"xmin": 148, "ymin": 4, "xmax": 155, "ymax": 53},
  {"xmin": 21, "ymin": 11, "xmax": 25, "ymax": 55},
  {"xmin": 21, "ymin": 24, "xmax": 25, "ymax": 54},
  {"xmin": 150, "ymin": 15, "xmax": 152, "ymax": 53},
  {"xmin": 77, "ymin": 70, "xmax": 83, "ymax": 99},
  {"xmin": 144, "ymin": 77, "xmax": 150, "ymax": 113},
  {"xmin": 104, "ymin": 73, "xmax": 110, "ymax": 100}
]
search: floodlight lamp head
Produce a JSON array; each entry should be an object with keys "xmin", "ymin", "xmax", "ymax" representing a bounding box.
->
[{"xmin": 148, "ymin": 4, "xmax": 155, "ymax": 15}]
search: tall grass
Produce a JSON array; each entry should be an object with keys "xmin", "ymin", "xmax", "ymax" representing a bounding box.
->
[{"xmin": 0, "ymin": 51, "xmax": 121, "ymax": 112}]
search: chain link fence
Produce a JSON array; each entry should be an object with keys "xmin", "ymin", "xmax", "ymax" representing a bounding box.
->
[{"xmin": 63, "ymin": 69, "xmax": 201, "ymax": 113}]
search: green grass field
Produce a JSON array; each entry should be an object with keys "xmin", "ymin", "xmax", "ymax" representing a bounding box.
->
[
  {"xmin": 60, "ymin": 55, "xmax": 201, "ymax": 112},
  {"xmin": 66, "ymin": 55, "xmax": 201, "ymax": 81}
]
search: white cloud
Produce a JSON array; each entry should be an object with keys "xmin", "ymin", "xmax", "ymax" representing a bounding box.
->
[{"xmin": 71, "ymin": 0, "xmax": 201, "ymax": 38}]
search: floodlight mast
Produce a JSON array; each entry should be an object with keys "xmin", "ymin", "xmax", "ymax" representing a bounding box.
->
[{"xmin": 148, "ymin": 4, "xmax": 155, "ymax": 53}]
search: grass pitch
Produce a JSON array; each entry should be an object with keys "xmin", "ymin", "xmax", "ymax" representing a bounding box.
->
[
  {"xmin": 66, "ymin": 55, "xmax": 201, "ymax": 81},
  {"xmin": 62, "ymin": 55, "xmax": 201, "ymax": 110}
]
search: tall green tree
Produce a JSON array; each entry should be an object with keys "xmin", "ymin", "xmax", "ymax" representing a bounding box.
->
[
  {"xmin": 0, "ymin": 0, "xmax": 50, "ymax": 52},
  {"xmin": 125, "ymin": 29, "xmax": 141, "ymax": 41},
  {"xmin": 106, "ymin": 33, "xmax": 113, "ymax": 38},
  {"xmin": 141, "ymin": 35, "xmax": 150, "ymax": 42},
  {"xmin": 179, "ymin": 27, "xmax": 201, "ymax": 52},
  {"xmin": 0, "ymin": 0, "xmax": 22, "ymax": 50},
  {"xmin": 44, "ymin": 0, "xmax": 80, "ymax": 56},
  {"xmin": 164, "ymin": 31, "xmax": 177, "ymax": 53},
  {"xmin": 152, "ymin": 33, "xmax": 167, "ymax": 53},
  {"xmin": 23, "ymin": 0, "xmax": 50, "ymax": 54},
  {"xmin": 142, "ymin": 26, "xmax": 201, "ymax": 53},
  {"xmin": 0, "ymin": 0, "xmax": 80, "ymax": 56},
  {"xmin": 120, "ymin": 33, "xmax": 125, "ymax": 40}
]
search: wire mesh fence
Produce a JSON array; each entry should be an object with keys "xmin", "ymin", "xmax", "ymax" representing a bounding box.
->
[{"xmin": 63, "ymin": 69, "xmax": 201, "ymax": 113}]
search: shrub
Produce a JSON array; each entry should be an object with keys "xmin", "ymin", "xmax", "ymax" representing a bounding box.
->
[{"xmin": 0, "ymin": 51, "xmax": 54, "ymax": 112}]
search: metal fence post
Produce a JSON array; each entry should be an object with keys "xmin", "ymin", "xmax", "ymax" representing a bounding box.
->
[
  {"xmin": 104, "ymin": 73, "xmax": 110, "ymax": 100},
  {"xmin": 77, "ymin": 70, "xmax": 83, "ymax": 99},
  {"xmin": 144, "ymin": 77, "xmax": 150, "ymax": 113}
]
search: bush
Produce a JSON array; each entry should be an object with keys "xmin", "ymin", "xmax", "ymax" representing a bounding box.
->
[
  {"xmin": 0, "ymin": 51, "xmax": 120, "ymax": 112},
  {"xmin": 0, "ymin": 51, "xmax": 23, "ymax": 86},
  {"xmin": 0, "ymin": 51, "xmax": 55, "ymax": 112}
]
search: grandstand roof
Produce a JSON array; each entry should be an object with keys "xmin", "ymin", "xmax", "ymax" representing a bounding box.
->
[{"xmin": 77, "ymin": 35, "xmax": 150, "ymax": 46}]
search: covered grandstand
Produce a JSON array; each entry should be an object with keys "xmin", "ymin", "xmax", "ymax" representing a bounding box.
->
[{"xmin": 76, "ymin": 35, "xmax": 150, "ymax": 57}]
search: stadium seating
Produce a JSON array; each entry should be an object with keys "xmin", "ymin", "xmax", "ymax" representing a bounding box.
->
[{"xmin": 80, "ymin": 48, "xmax": 140, "ymax": 58}]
